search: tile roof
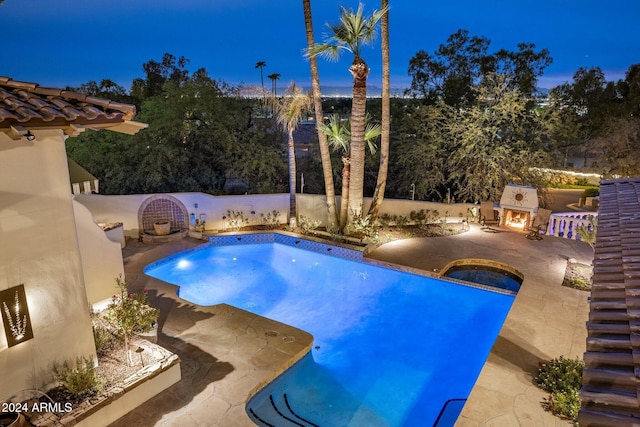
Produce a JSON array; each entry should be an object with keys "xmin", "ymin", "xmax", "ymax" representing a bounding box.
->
[
  {"xmin": 0, "ymin": 76, "xmax": 145, "ymax": 135},
  {"xmin": 580, "ymin": 177, "xmax": 640, "ymax": 426}
]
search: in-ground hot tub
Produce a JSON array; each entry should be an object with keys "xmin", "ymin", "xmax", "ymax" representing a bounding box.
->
[{"xmin": 440, "ymin": 258, "xmax": 524, "ymax": 293}]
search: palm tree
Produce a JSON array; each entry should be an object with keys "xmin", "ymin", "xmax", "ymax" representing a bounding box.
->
[
  {"xmin": 267, "ymin": 73, "xmax": 281, "ymax": 96},
  {"xmin": 319, "ymin": 114, "xmax": 381, "ymax": 228},
  {"xmin": 302, "ymin": 0, "xmax": 339, "ymax": 229},
  {"xmin": 368, "ymin": 0, "xmax": 390, "ymax": 220},
  {"xmin": 308, "ymin": 3, "xmax": 386, "ymax": 225},
  {"xmin": 255, "ymin": 61, "xmax": 267, "ymax": 92},
  {"xmin": 268, "ymin": 82, "xmax": 312, "ymax": 220}
]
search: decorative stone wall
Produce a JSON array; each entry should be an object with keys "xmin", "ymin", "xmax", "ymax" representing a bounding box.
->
[{"xmin": 138, "ymin": 195, "xmax": 188, "ymax": 235}]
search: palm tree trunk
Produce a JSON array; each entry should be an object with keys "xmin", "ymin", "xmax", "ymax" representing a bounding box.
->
[
  {"xmin": 302, "ymin": 0, "xmax": 339, "ymax": 229},
  {"xmin": 340, "ymin": 156, "xmax": 350, "ymax": 228},
  {"xmin": 367, "ymin": 0, "xmax": 390, "ymax": 220},
  {"xmin": 347, "ymin": 56, "xmax": 369, "ymax": 225},
  {"xmin": 288, "ymin": 128, "xmax": 297, "ymax": 220}
]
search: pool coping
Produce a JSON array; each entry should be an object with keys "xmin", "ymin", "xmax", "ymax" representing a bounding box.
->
[
  {"xmin": 146, "ymin": 230, "xmax": 518, "ymax": 297},
  {"xmin": 115, "ymin": 226, "xmax": 592, "ymax": 426},
  {"xmin": 144, "ymin": 231, "xmax": 521, "ymax": 422}
]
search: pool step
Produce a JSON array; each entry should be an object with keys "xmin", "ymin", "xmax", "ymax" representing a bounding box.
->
[{"xmin": 248, "ymin": 393, "xmax": 319, "ymax": 427}]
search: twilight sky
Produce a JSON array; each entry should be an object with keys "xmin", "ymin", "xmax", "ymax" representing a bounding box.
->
[{"xmin": 1, "ymin": 0, "xmax": 639, "ymax": 91}]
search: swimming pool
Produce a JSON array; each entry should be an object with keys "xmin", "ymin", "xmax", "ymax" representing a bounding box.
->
[{"xmin": 144, "ymin": 234, "xmax": 516, "ymax": 426}]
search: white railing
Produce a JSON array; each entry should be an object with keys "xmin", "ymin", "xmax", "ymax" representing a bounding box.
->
[{"xmin": 548, "ymin": 212, "xmax": 598, "ymax": 240}]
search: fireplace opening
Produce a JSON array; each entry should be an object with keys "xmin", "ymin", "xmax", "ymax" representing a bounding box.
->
[{"xmin": 503, "ymin": 209, "xmax": 530, "ymax": 229}]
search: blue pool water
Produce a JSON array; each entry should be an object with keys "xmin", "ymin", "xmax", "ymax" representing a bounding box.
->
[{"xmin": 144, "ymin": 237, "xmax": 516, "ymax": 426}]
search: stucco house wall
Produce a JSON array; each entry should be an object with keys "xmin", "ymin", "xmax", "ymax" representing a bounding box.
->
[
  {"xmin": 73, "ymin": 200, "xmax": 125, "ymax": 306},
  {"xmin": 0, "ymin": 129, "xmax": 96, "ymax": 398}
]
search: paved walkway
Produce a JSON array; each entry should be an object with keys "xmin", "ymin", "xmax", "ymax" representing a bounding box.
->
[
  {"xmin": 108, "ymin": 224, "xmax": 593, "ymax": 426},
  {"xmin": 109, "ymin": 238, "xmax": 314, "ymax": 427}
]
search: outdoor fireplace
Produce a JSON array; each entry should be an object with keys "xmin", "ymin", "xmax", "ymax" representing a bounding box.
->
[{"xmin": 499, "ymin": 184, "xmax": 539, "ymax": 230}]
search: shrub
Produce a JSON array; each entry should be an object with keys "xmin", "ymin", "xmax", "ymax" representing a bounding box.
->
[
  {"xmin": 298, "ymin": 214, "xmax": 321, "ymax": 233},
  {"xmin": 103, "ymin": 276, "xmax": 159, "ymax": 365},
  {"xmin": 542, "ymin": 388, "xmax": 581, "ymax": 423},
  {"xmin": 53, "ymin": 356, "xmax": 105, "ymax": 398},
  {"xmin": 345, "ymin": 212, "xmax": 378, "ymax": 240},
  {"xmin": 467, "ymin": 207, "xmax": 479, "ymax": 223},
  {"xmin": 534, "ymin": 356, "xmax": 584, "ymax": 423},
  {"xmin": 378, "ymin": 213, "xmax": 392, "ymax": 228},
  {"xmin": 393, "ymin": 214, "xmax": 409, "ymax": 227},
  {"xmin": 92, "ymin": 326, "xmax": 114, "ymax": 355},
  {"xmin": 260, "ymin": 210, "xmax": 281, "ymax": 228},
  {"xmin": 224, "ymin": 210, "xmax": 249, "ymax": 230},
  {"xmin": 581, "ymin": 187, "xmax": 600, "ymax": 199},
  {"xmin": 409, "ymin": 209, "xmax": 427, "ymax": 227},
  {"xmin": 576, "ymin": 216, "xmax": 597, "ymax": 248},
  {"xmin": 535, "ymin": 356, "xmax": 584, "ymax": 394}
]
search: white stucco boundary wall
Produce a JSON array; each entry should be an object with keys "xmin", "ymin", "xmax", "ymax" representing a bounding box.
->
[
  {"xmin": 75, "ymin": 192, "xmax": 477, "ymax": 237},
  {"xmin": 75, "ymin": 193, "xmax": 290, "ymax": 237},
  {"xmin": 73, "ymin": 200, "xmax": 125, "ymax": 305}
]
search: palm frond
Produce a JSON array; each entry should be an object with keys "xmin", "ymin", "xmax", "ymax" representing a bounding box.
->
[
  {"xmin": 310, "ymin": 3, "xmax": 388, "ymax": 60},
  {"xmin": 318, "ymin": 114, "xmax": 350, "ymax": 152},
  {"xmin": 364, "ymin": 121, "xmax": 382, "ymax": 155}
]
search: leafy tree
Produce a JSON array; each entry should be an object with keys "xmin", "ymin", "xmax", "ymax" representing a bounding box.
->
[
  {"xmin": 71, "ymin": 79, "xmax": 132, "ymax": 104},
  {"xmin": 131, "ymin": 53, "xmax": 190, "ymax": 105},
  {"xmin": 67, "ymin": 63, "xmax": 287, "ymax": 195},
  {"xmin": 104, "ymin": 277, "xmax": 158, "ymax": 366},
  {"xmin": 407, "ymin": 29, "xmax": 492, "ymax": 106},
  {"xmin": 319, "ymin": 114, "xmax": 380, "ymax": 228},
  {"xmin": 302, "ymin": 0, "xmax": 339, "ymax": 228},
  {"xmin": 618, "ymin": 63, "xmax": 640, "ymax": 117},
  {"xmin": 319, "ymin": 114, "xmax": 351, "ymax": 227},
  {"xmin": 407, "ymin": 29, "xmax": 551, "ymax": 107},
  {"xmin": 586, "ymin": 117, "xmax": 640, "ymax": 177},
  {"xmin": 447, "ymin": 75, "xmax": 550, "ymax": 201},
  {"xmin": 267, "ymin": 82, "xmax": 312, "ymax": 219},
  {"xmin": 309, "ymin": 3, "xmax": 386, "ymax": 226},
  {"xmin": 549, "ymin": 66, "xmax": 625, "ymax": 168},
  {"xmin": 491, "ymin": 42, "xmax": 552, "ymax": 100},
  {"xmin": 391, "ymin": 74, "xmax": 550, "ymax": 203},
  {"xmin": 388, "ymin": 102, "xmax": 450, "ymax": 201}
]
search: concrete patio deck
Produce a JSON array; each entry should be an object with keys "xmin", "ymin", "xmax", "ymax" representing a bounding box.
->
[{"xmin": 108, "ymin": 224, "xmax": 593, "ymax": 426}]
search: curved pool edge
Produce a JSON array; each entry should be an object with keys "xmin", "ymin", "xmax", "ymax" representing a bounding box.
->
[
  {"xmin": 440, "ymin": 258, "xmax": 524, "ymax": 280},
  {"xmin": 439, "ymin": 258, "xmax": 523, "ymax": 295},
  {"xmin": 142, "ymin": 232, "xmax": 518, "ymax": 426},
  {"xmin": 244, "ymin": 330, "xmax": 315, "ymax": 407}
]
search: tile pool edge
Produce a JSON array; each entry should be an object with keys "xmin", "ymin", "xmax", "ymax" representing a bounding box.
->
[
  {"xmin": 142, "ymin": 232, "xmax": 517, "ymax": 419},
  {"xmin": 207, "ymin": 230, "xmax": 365, "ymax": 261}
]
